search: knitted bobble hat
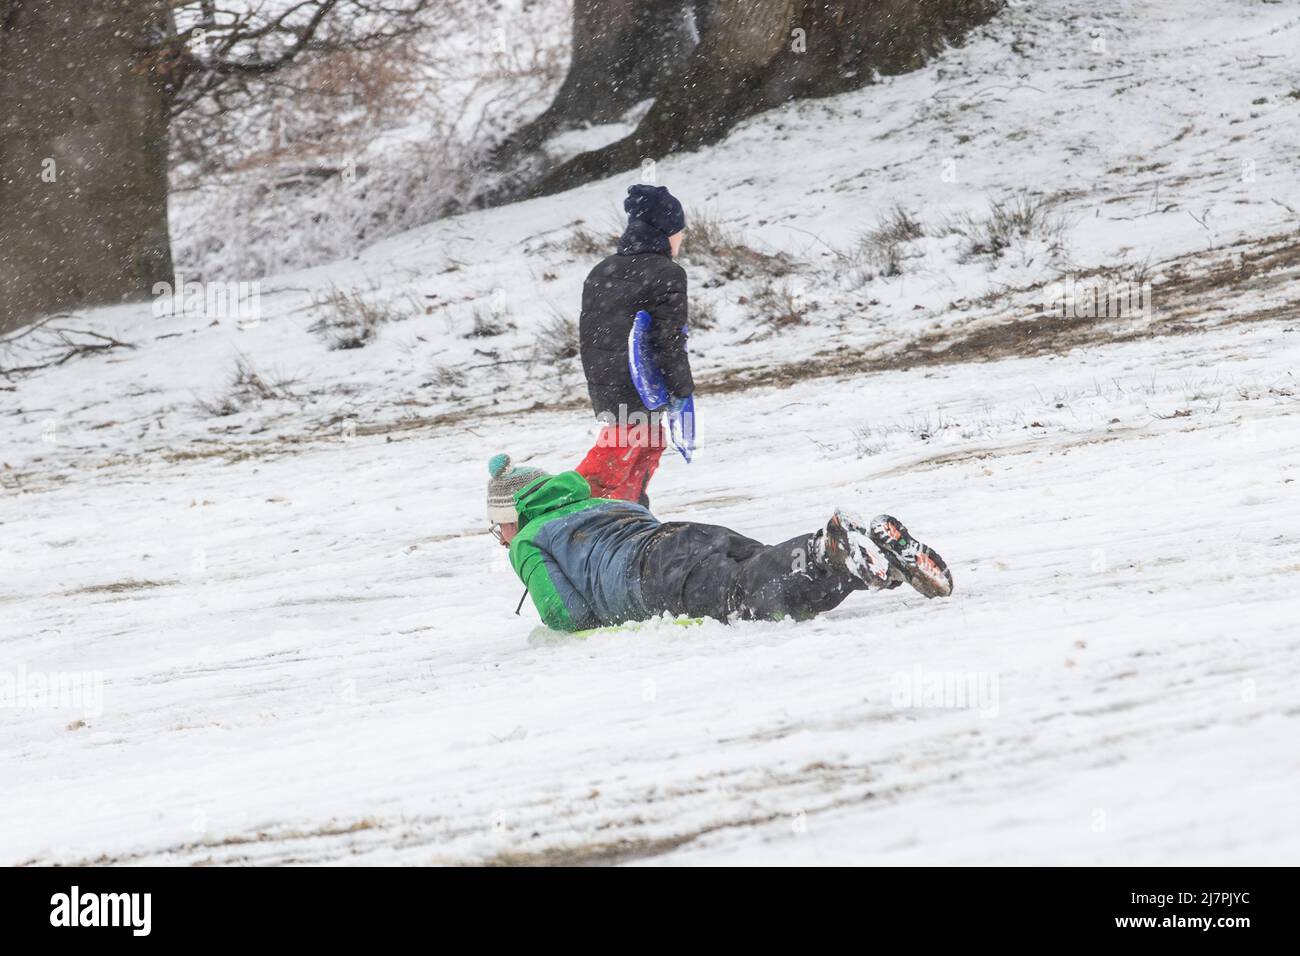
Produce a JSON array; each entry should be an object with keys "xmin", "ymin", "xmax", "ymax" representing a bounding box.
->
[
  {"xmin": 486, "ymin": 454, "xmax": 548, "ymax": 525},
  {"xmin": 624, "ymin": 184, "xmax": 686, "ymax": 238}
]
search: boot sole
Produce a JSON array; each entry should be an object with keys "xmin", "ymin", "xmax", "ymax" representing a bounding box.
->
[
  {"xmin": 869, "ymin": 515, "xmax": 954, "ymax": 599},
  {"xmin": 827, "ymin": 509, "xmax": 901, "ymax": 589}
]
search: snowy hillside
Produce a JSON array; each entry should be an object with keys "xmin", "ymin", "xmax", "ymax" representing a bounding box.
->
[{"xmin": 3, "ymin": 0, "xmax": 1299, "ymax": 865}]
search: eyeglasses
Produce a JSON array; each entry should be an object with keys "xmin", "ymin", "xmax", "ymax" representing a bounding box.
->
[{"xmin": 489, "ymin": 523, "xmax": 503, "ymax": 543}]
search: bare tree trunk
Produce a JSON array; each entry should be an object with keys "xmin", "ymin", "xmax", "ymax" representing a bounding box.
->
[
  {"xmin": 0, "ymin": 0, "xmax": 178, "ymax": 333},
  {"xmin": 530, "ymin": 0, "xmax": 1002, "ymax": 196},
  {"xmin": 496, "ymin": 0, "xmax": 697, "ymax": 160}
]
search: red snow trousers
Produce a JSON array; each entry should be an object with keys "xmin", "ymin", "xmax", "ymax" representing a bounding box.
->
[{"xmin": 576, "ymin": 420, "xmax": 666, "ymax": 504}]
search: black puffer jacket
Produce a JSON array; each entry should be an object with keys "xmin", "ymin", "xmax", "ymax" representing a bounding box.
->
[{"xmin": 579, "ymin": 221, "xmax": 694, "ymax": 419}]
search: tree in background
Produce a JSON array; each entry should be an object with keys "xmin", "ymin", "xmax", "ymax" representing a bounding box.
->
[
  {"xmin": 522, "ymin": 0, "xmax": 1003, "ymax": 196},
  {"xmin": 0, "ymin": 0, "xmax": 430, "ymax": 333},
  {"xmin": 495, "ymin": 0, "xmax": 700, "ymax": 161},
  {"xmin": 1, "ymin": 1, "xmax": 176, "ymax": 334}
]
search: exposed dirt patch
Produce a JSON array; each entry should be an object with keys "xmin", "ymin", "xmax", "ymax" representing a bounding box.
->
[
  {"xmin": 479, "ymin": 834, "xmax": 698, "ymax": 867},
  {"xmin": 1158, "ymin": 231, "xmax": 1300, "ymax": 305},
  {"xmin": 66, "ymin": 579, "xmax": 174, "ymax": 596},
  {"xmin": 20, "ymin": 817, "xmax": 381, "ymax": 867},
  {"xmin": 708, "ymin": 232, "xmax": 1300, "ymax": 393}
]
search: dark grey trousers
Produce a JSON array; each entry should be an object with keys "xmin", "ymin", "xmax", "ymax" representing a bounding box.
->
[{"xmin": 638, "ymin": 521, "xmax": 864, "ymax": 624}]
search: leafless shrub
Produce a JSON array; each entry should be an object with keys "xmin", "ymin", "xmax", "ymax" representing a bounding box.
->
[
  {"xmin": 854, "ymin": 204, "xmax": 924, "ymax": 278},
  {"xmin": 830, "ymin": 206, "xmax": 922, "ymax": 285},
  {"xmin": 430, "ymin": 366, "xmax": 467, "ymax": 389},
  {"xmin": 309, "ymin": 286, "xmax": 408, "ymax": 350},
  {"xmin": 945, "ymin": 193, "xmax": 1068, "ymax": 262},
  {"xmin": 1109, "ymin": 251, "xmax": 1155, "ymax": 285},
  {"xmin": 465, "ymin": 306, "xmax": 511, "ymax": 338},
  {"xmin": 829, "ymin": 242, "xmax": 873, "ymax": 288},
  {"xmin": 195, "ymin": 354, "xmax": 299, "ymax": 416},
  {"xmin": 534, "ymin": 311, "xmax": 579, "ymax": 363},
  {"xmin": 855, "ymin": 413, "xmax": 951, "ymax": 456},
  {"xmin": 753, "ymin": 282, "xmax": 808, "ymax": 331},
  {"xmin": 690, "ymin": 298, "xmax": 718, "ymax": 331},
  {"xmin": 682, "ymin": 209, "xmax": 794, "ymax": 280},
  {"xmin": 870, "ymin": 204, "xmax": 926, "ymax": 245},
  {"xmin": 561, "ymin": 223, "xmax": 620, "ymax": 258},
  {"xmin": 863, "ymin": 237, "xmax": 904, "ymax": 277}
]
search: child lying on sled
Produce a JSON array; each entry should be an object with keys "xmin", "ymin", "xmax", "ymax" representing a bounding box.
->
[{"xmin": 486, "ymin": 454, "xmax": 953, "ymax": 632}]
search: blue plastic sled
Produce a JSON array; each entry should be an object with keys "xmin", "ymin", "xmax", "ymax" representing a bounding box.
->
[{"xmin": 628, "ymin": 310, "xmax": 695, "ymax": 463}]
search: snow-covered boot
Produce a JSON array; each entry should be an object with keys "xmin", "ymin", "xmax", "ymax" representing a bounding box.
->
[
  {"xmin": 819, "ymin": 509, "xmax": 953, "ymax": 598},
  {"xmin": 818, "ymin": 509, "xmax": 903, "ymax": 591},
  {"xmin": 866, "ymin": 513, "xmax": 954, "ymax": 599}
]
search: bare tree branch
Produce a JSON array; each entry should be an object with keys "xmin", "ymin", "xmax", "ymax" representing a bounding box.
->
[
  {"xmin": 0, "ymin": 324, "xmax": 137, "ymax": 379},
  {"xmin": 155, "ymin": 0, "xmax": 436, "ymax": 116}
]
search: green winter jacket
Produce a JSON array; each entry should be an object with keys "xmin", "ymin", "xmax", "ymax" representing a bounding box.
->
[{"xmin": 508, "ymin": 471, "xmax": 662, "ymax": 631}]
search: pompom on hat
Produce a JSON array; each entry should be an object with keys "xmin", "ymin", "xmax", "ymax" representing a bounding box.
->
[{"xmin": 486, "ymin": 454, "xmax": 549, "ymax": 524}]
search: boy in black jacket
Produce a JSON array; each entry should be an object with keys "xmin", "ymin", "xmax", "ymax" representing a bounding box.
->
[{"xmin": 576, "ymin": 184, "xmax": 693, "ymax": 507}]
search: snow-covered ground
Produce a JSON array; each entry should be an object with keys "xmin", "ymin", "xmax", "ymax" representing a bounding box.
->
[{"xmin": 3, "ymin": 0, "xmax": 1299, "ymax": 865}]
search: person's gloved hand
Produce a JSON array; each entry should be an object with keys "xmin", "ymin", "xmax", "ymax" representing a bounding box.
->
[{"xmin": 666, "ymin": 394, "xmax": 695, "ymax": 463}]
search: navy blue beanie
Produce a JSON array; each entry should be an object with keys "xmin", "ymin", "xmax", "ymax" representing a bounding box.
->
[{"xmin": 624, "ymin": 184, "xmax": 686, "ymax": 238}]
